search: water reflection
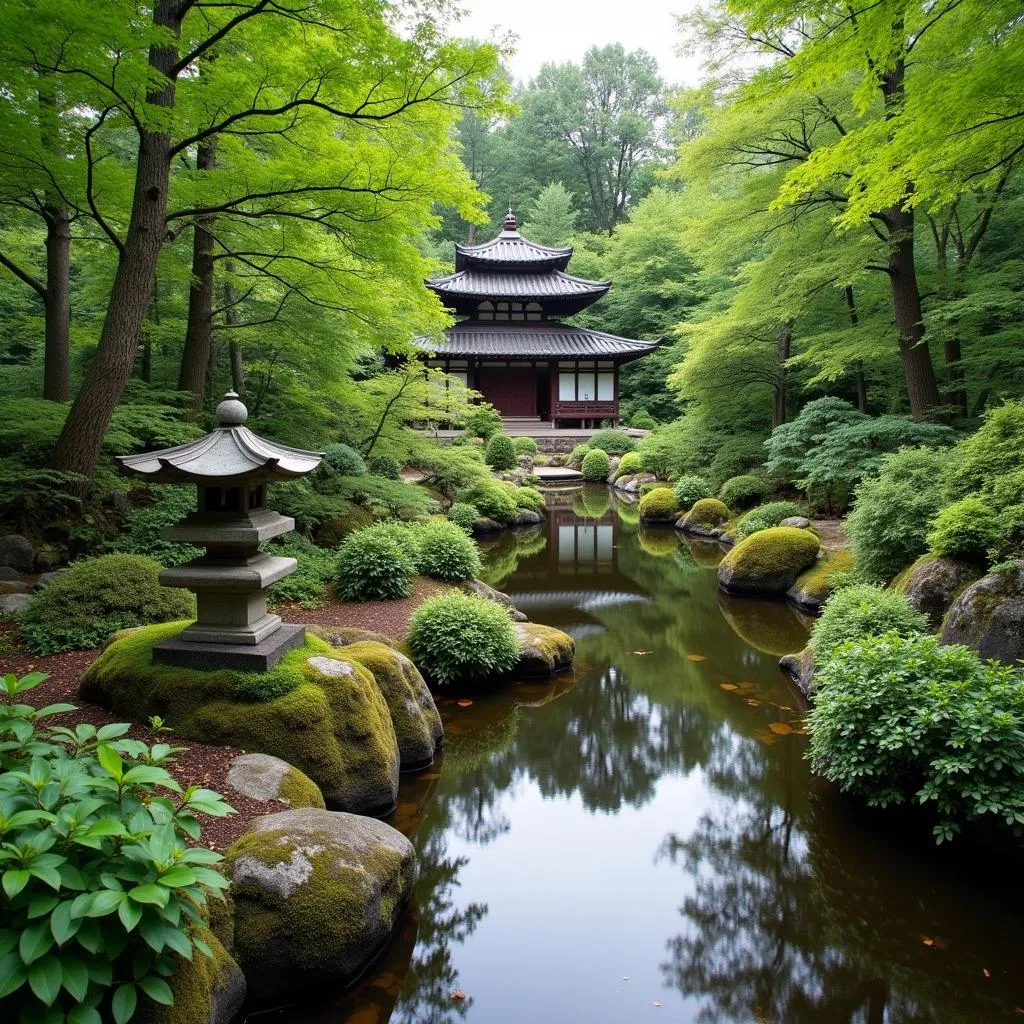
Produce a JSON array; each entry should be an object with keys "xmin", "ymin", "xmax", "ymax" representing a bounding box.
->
[{"xmin": 292, "ymin": 485, "xmax": 1024, "ymax": 1024}]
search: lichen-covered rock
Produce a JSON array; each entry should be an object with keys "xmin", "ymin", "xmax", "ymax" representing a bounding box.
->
[
  {"xmin": 225, "ymin": 808, "xmax": 417, "ymax": 1000},
  {"xmin": 614, "ymin": 472, "xmax": 657, "ymax": 494},
  {"xmin": 80, "ymin": 622, "xmax": 399, "ymax": 815},
  {"xmin": 513, "ymin": 621, "xmax": 575, "ymax": 677},
  {"xmin": 339, "ymin": 640, "xmax": 443, "ymax": 770},
  {"xmin": 460, "ymin": 578, "xmax": 527, "ymax": 621},
  {"xmin": 308, "ymin": 624, "xmax": 393, "ymax": 647},
  {"xmin": 892, "ymin": 554, "xmax": 983, "ymax": 630},
  {"xmin": 0, "ymin": 534, "xmax": 33, "ymax": 572},
  {"xmin": 787, "ymin": 548, "xmax": 854, "ymax": 612},
  {"xmin": 0, "ymin": 593, "xmax": 32, "ymax": 617},
  {"xmin": 677, "ymin": 498, "xmax": 731, "ymax": 538},
  {"xmin": 779, "ymin": 646, "xmax": 817, "ymax": 702},
  {"xmin": 33, "ymin": 543, "xmax": 67, "ymax": 572},
  {"xmin": 718, "ymin": 526, "xmax": 820, "ymax": 596},
  {"xmin": 149, "ymin": 928, "xmax": 246, "ymax": 1024},
  {"xmin": 780, "ymin": 516, "xmax": 812, "ymax": 529},
  {"xmin": 941, "ymin": 562, "xmax": 1024, "ymax": 665},
  {"xmin": 226, "ymin": 753, "xmax": 326, "ymax": 809}
]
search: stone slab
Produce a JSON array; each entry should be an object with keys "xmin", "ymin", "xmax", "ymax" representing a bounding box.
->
[
  {"xmin": 159, "ymin": 553, "xmax": 296, "ymax": 591},
  {"xmin": 533, "ymin": 466, "xmax": 584, "ymax": 481},
  {"xmin": 152, "ymin": 622, "xmax": 306, "ymax": 671}
]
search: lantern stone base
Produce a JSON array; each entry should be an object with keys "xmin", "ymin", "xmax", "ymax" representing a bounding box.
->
[{"xmin": 153, "ymin": 622, "xmax": 307, "ymax": 672}]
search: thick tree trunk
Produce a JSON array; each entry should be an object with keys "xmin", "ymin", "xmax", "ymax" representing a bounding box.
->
[
  {"xmin": 43, "ymin": 208, "xmax": 70, "ymax": 401},
  {"xmin": 885, "ymin": 205, "xmax": 941, "ymax": 418},
  {"xmin": 141, "ymin": 277, "xmax": 160, "ymax": 383},
  {"xmin": 51, "ymin": 4, "xmax": 181, "ymax": 480},
  {"xmin": 178, "ymin": 140, "xmax": 217, "ymax": 410}
]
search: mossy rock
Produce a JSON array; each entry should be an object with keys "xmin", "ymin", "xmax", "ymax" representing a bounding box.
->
[
  {"xmin": 307, "ymin": 624, "xmax": 392, "ymax": 647},
  {"xmin": 226, "ymin": 753, "xmax": 326, "ymax": 809},
  {"xmin": 779, "ymin": 646, "xmax": 817, "ymax": 703},
  {"xmin": 676, "ymin": 498, "xmax": 731, "ymax": 538},
  {"xmin": 638, "ymin": 486, "xmax": 679, "ymax": 524},
  {"xmin": 940, "ymin": 561, "xmax": 1024, "ymax": 664},
  {"xmin": 513, "ymin": 621, "xmax": 575, "ymax": 677},
  {"xmin": 718, "ymin": 526, "xmax": 820, "ymax": 596},
  {"xmin": 891, "ymin": 554, "xmax": 984, "ymax": 630},
  {"xmin": 338, "ymin": 640, "xmax": 443, "ymax": 771},
  {"xmin": 225, "ymin": 808, "xmax": 417, "ymax": 1000},
  {"xmin": 787, "ymin": 547, "xmax": 854, "ymax": 612},
  {"xmin": 149, "ymin": 928, "xmax": 246, "ymax": 1024},
  {"xmin": 80, "ymin": 622, "xmax": 399, "ymax": 814}
]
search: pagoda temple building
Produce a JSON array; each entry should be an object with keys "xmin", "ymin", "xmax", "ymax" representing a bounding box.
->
[{"xmin": 417, "ymin": 210, "xmax": 657, "ymax": 427}]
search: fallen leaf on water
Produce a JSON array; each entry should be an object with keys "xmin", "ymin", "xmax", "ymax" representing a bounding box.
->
[
  {"xmin": 984, "ymin": 969, "xmax": 991, "ymax": 978},
  {"xmin": 631, "ymin": 650, "xmax": 653, "ymax": 656},
  {"xmin": 687, "ymin": 654, "xmax": 706, "ymax": 662},
  {"xmin": 921, "ymin": 936, "xmax": 947, "ymax": 949},
  {"xmin": 456, "ymin": 700, "xmax": 473, "ymax": 708},
  {"xmin": 768, "ymin": 722, "xmax": 793, "ymax": 735},
  {"xmin": 451, "ymin": 991, "xmax": 466, "ymax": 1001},
  {"xmin": 745, "ymin": 699, "xmax": 761, "ymax": 707},
  {"xmin": 720, "ymin": 683, "xmax": 738, "ymax": 691},
  {"xmin": 737, "ymin": 681, "xmax": 756, "ymax": 690},
  {"xmin": 790, "ymin": 727, "xmax": 809, "ymax": 736},
  {"xmin": 779, "ymin": 705, "xmax": 794, "ymax": 712}
]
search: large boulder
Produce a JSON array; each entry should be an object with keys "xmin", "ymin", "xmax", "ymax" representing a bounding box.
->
[
  {"xmin": 676, "ymin": 498, "xmax": 731, "ymax": 538},
  {"xmin": 779, "ymin": 646, "xmax": 817, "ymax": 703},
  {"xmin": 0, "ymin": 593, "xmax": 32, "ymax": 617},
  {"xmin": 0, "ymin": 534, "xmax": 33, "ymax": 573},
  {"xmin": 80, "ymin": 623, "xmax": 400, "ymax": 815},
  {"xmin": 718, "ymin": 526, "xmax": 820, "ymax": 596},
  {"xmin": 511, "ymin": 508, "xmax": 543, "ymax": 527},
  {"xmin": 0, "ymin": 566, "xmax": 18, "ymax": 580},
  {"xmin": 514, "ymin": 621, "xmax": 575, "ymax": 677},
  {"xmin": 339, "ymin": 640, "xmax": 443, "ymax": 770},
  {"xmin": 892, "ymin": 554, "xmax": 984, "ymax": 630},
  {"xmin": 614, "ymin": 472, "xmax": 657, "ymax": 494},
  {"xmin": 941, "ymin": 562, "xmax": 1024, "ymax": 665},
  {"xmin": 226, "ymin": 753, "xmax": 326, "ymax": 809},
  {"xmin": 225, "ymin": 808, "xmax": 417, "ymax": 1000},
  {"xmin": 150, "ymin": 929, "xmax": 246, "ymax": 1024}
]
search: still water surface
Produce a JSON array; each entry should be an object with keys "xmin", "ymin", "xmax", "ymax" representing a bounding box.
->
[{"xmin": 258, "ymin": 486, "xmax": 1024, "ymax": 1024}]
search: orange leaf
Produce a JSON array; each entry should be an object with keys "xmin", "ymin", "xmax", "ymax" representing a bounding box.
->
[
  {"xmin": 984, "ymin": 969, "xmax": 991, "ymax": 978},
  {"xmin": 456, "ymin": 700, "xmax": 473, "ymax": 708},
  {"xmin": 768, "ymin": 722, "xmax": 793, "ymax": 735},
  {"xmin": 720, "ymin": 683, "xmax": 737, "ymax": 691},
  {"xmin": 687, "ymin": 654, "xmax": 706, "ymax": 662},
  {"xmin": 745, "ymin": 699, "xmax": 761, "ymax": 707},
  {"xmin": 922, "ymin": 937, "xmax": 934, "ymax": 947}
]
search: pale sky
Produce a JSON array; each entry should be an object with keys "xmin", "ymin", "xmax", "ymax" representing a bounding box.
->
[{"xmin": 453, "ymin": 0, "xmax": 706, "ymax": 88}]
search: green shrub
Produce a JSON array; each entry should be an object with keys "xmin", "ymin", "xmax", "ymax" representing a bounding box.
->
[
  {"xmin": 485, "ymin": 433, "xmax": 517, "ymax": 471},
  {"xmin": 408, "ymin": 594, "xmax": 519, "ymax": 685},
  {"xmin": 810, "ymin": 583, "xmax": 928, "ymax": 657},
  {"xmin": 616, "ymin": 451, "xmax": 644, "ymax": 478},
  {"xmin": 581, "ymin": 448, "xmax": 611, "ymax": 482},
  {"xmin": 447, "ymin": 502, "xmax": 479, "ymax": 531},
  {"xmin": 112, "ymin": 487, "xmax": 203, "ymax": 567},
  {"xmin": 515, "ymin": 486, "xmax": 546, "ymax": 512},
  {"xmin": 18, "ymin": 555, "xmax": 195, "ymax": 654},
  {"xmin": 718, "ymin": 474, "xmax": 769, "ymax": 509},
  {"xmin": 322, "ymin": 442, "xmax": 366, "ymax": 477},
  {"xmin": 629, "ymin": 409, "xmax": 657, "ymax": 430},
  {"xmin": 737, "ymin": 501, "xmax": 805, "ymax": 539},
  {"xmin": 588, "ymin": 429, "xmax": 635, "ymax": 455},
  {"xmin": 367, "ymin": 454, "xmax": 401, "ymax": 479},
  {"xmin": 568, "ymin": 443, "xmax": 591, "ymax": 468},
  {"xmin": 807, "ymin": 633, "xmax": 1024, "ymax": 842},
  {"xmin": 945, "ymin": 399, "xmax": 1024, "ymax": 501},
  {"xmin": 683, "ymin": 497, "xmax": 731, "ymax": 527},
  {"xmin": 512, "ymin": 436, "xmax": 538, "ymax": 455},
  {"xmin": 0, "ymin": 671, "xmax": 232, "ymax": 1021},
  {"xmin": 846, "ymin": 447, "xmax": 948, "ymax": 582},
  {"xmin": 927, "ymin": 496, "xmax": 1000, "ymax": 563},
  {"xmin": 465, "ymin": 403, "xmax": 502, "ymax": 439},
  {"xmin": 638, "ymin": 486, "xmax": 680, "ymax": 521},
  {"xmin": 335, "ymin": 527, "xmax": 415, "ymax": 601},
  {"xmin": 266, "ymin": 536, "xmax": 337, "ymax": 608},
  {"xmin": 673, "ymin": 475, "xmax": 712, "ymax": 512},
  {"xmin": 413, "ymin": 443, "xmax": 490, "ymax": 498},
  {"xmin": 413, "ymin": 520, "xmax": 482, "ymax": 581},
  {"xmin": 463, "ymin": 481, "xmax": 517, "ymax": 524}
]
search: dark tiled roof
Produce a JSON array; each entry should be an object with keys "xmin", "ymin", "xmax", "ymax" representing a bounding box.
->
[
  {"xmin": 454, "ymin": 230, "xmax": 572, "ymax": 271},
  {"xmin": 413, "ymin": 322, "xmax": 659, "ymax": 359},
  {"xmin": 425, "ymin": 268, "xmax": 610, "ymax": 301}
]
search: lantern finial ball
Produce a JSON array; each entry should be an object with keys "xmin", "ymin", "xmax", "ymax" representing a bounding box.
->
[{"xmin": 217, "ymin": 391, "xmax": 248, "ymax": 427}]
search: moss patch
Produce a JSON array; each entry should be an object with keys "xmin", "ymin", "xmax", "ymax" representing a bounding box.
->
[
  {"xmin": 149, "ymin": 927, "xmax": 243, "ymax": 1024},
  {"xmin": 790, "ymin": 547, "xmax": 854, "ymax": 609},
  {"xmin": 677, "ymin": 498, "xmax": 731, "ymax": 535},
  {"xmin": 278, "ymin": 766, "xmax": 327, "ymax": 809},
  {"xmin": 719, "ymin": 526, "xmax": 821, "ymax": 595},
  {"xmin": 80, "ymin": 622, "xmax": 399, "ymax": 814},
  {"xmin": 513, "ymin": 622, "xmax": 575, "ymax": 677}
]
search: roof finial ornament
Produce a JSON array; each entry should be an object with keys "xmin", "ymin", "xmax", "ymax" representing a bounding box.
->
[
  {"xmin": 216, "ymin": 389, "xmax": 248, "ymax": 427},
  {"xmin": 502, "ymin": 204, "xmax": 517, "ymax": 233}
]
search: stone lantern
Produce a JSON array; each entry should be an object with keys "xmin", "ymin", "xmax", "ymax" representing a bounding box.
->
[{"xmin": 117, "ymin": 391, "xmax": 323, "ymax": 670}]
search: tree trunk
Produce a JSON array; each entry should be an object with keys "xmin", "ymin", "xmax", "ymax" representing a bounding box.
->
[
  {"xmin": 885, "ymin": 205, "xmax": 941, "ymax": 418},
  {"xmin": 221, "ymin": 264, "xmax": 245, "ymax": 395},
  {"xmin": 43, "ymin": 208, "xmax": 70, "ymax": 401},
  {"xmin": 772, "ymin": 321, "xmax": 791, "ymax": 428},
  {"xmin": 51, "ymin": 3, "xmax": 182, "ymax": 480},
  {"xmin": 178, "ymin": 140, "xmax": 217, "ymax": 410}
]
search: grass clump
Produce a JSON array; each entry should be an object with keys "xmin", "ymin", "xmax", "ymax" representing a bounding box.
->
[
  {"xmin": 581, "ymin": 448, "xmax": 611, "ymax": 482},
  {"xmin": 810, "ymin": 583, "xmax": 928, "ymax": 657}
]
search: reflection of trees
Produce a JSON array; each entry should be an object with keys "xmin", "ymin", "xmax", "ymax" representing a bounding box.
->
[
  {"xmin": 475, "ymin": 527, "xmax": 546, "ymax": 588},
  {"xmin": 573, "ymin": 483, "xmax": 613, "ymax": 519},
  {"xmin": 718, "ymin": 592, "xmax": 815, "ymax": 657}
]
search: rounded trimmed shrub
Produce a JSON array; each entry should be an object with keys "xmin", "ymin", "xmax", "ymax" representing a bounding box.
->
[
  {"xmin": 408, "ymin": 593, "xmax": 519, "ymax": 686},
  {"xmin": 569, "ymin": 443, "xmax": 591, "ymax": 469},
  {"xmin": 515, "ymin": 486, "xmax": 545, "ymax": 512},
  {"xmin": 512, "ymin": 436, "xmax": 539, "ymax": 455},
  {"xmin": 638, "ymin": 486, "xmax": 680, "ymax": 522},
  {"xmin": 673, "ymin": 475, "xmax": 712, "ymax": 512},
  {"xmin": 335, "ymin": 528, "xmax": 415, "ymax": 601},
  {"xmin": 737, "ymin": 501, "xmax": 805, "ymax": 539},
  {"xmin": 680, "ymin": 497, "xmax": 731, "ymax": 529},
  {"xmin": 629, "ymin": 409, "xmax": 657, "ymax": 430},
  {"xmin": 810, "ymin": 583, "xmax": 928, "ymax": 657},
  {"xmin": 322, "ymin": 442, "xmax": 366, "ymax": 477},
  {"xmin": 367, "ymin": 454, "xmax": 401, "ymax": 480},
  {"xmin": 588, "ymin": 429, "xmax": 635, "ymax": 455},
  {"xmin": 927, "ymin": 496, "xmax": 999, "ymax": 563},
  {"xmin": 463, "ymin": 481, "xmax": 517, "ymax": 524},
  {"xmin": 465, "ymin": 404, "xmax": 503, "ymax": 439},
  {"xmin": 413, "ymin": 520, "xmax": 482, "ymax": 581},
  {"xmin": 616, "ymin": 451, "xmax": 644, "ymax": 478},
  {"xmin": 485, "ymin": 433, "xmax": 517, "ymax": 471},
  {"xmin": 18, "ymin": 554, "xmax": 196, "ymax": 654},
  {"xmin": 807, "ymin": 632, "xmax": 1024, "ymax": 842},
  {"xmin": 718, "ymin": 474, "xmax": 769, "ymax": 510},
  {"xmin": 581, "ymin": 448, "xmax": 611, "ymax": 482},
  {"xmin": 447, "ymin": 502, "xmax": 479, "ymax": 531}
]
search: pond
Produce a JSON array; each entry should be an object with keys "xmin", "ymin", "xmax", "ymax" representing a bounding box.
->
[{"xmin": 250, "ymin": 485, "xmax": 1024, "ymax": 1024}]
